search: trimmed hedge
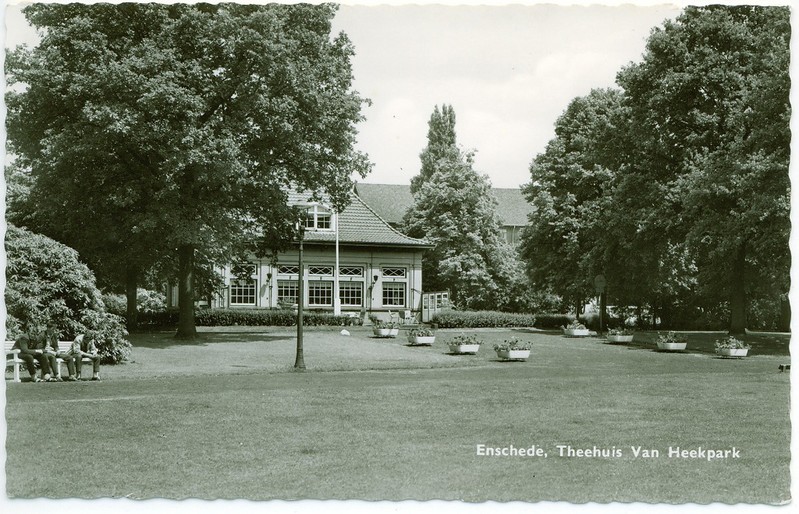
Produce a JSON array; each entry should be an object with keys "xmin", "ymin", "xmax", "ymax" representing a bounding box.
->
[
  {"xmin": 533, "ymin": 313, "xmax": 575, "ymax": 329},
  {"xmin": 194, "ymin": 309, "xmax": 363, "ymax": 327},
  {"xmin": 431, "ymin": 310, "xmax": 536, "ymax": 328}
]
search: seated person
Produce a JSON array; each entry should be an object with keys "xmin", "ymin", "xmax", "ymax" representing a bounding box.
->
[
  {"xmin": 68, "ymin": 333, "xmax": 102, "ymax": 381},
  {"xmin": 44, "ymin": 325, "xmax": 77, "ymax": 381},
  {"xmin": 12, "ymin": 326, "xmax": 53, "ymax": 382}
]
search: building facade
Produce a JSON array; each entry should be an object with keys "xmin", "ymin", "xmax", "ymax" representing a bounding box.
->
[{"xmin": 177, "ymin": 189, "xmax": 433, "ymax": 320}]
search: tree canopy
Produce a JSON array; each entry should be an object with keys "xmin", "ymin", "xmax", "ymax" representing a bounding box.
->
[
  {"xmin": 6, "ymin": 3, "xmax": 371, "ymax": 336},
  {"xmin": 521, "ymin": 5, "xmax": 790, "ymax": 332}
]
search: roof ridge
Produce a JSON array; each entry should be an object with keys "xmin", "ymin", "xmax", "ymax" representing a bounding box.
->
[{"xmin": 351, "ymin": 192, "xmax": 430, "ymax": 245}]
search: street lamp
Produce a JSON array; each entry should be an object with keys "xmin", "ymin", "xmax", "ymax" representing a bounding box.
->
[
  {"xmin": 295, "ymin": 219, "xmax": 306, "ymax": 370},
  {"xmin": 333, "ymin": 208, "xmax": 341, "ymax": 316}
]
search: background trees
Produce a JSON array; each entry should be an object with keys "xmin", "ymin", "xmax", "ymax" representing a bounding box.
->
[
  {"xmin": 6, "ymin": 3, "xmax": 370, "ymax": 337},
  {"xmin": 405, "ymin": 105, "xmax": 523, "ymax": 311},
  {"xmin": 522, "ymin": 5, "xmax": 790, "ymax": 332}
]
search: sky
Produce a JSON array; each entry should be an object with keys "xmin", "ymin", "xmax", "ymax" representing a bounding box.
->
[
  {"xmin": 330, "ymin": 3, "xmax": 682, "ymax": 187},
  {"xmin": 2, "ymin": 1, "xmax": 688, "ymax": 189},
  {"xmin": 6, "ymin": 1, "xmax": 787, "ymax": 189}
]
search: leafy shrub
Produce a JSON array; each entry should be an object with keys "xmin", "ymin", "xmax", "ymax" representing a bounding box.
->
[
  {"xmin": 431, "ymin": 310, "xmax": 536, "ymax": 328},
  {"xmin": 533, "ymin": 314, "xmax": 574, "ymax": 329},
  {"xmin": 446, "ymin": 333, "xmax": 482, "ymax": 346},
  {"xmin": 493, "ymin": 337, "xmax": 532, "ymax": 351},
  {"xmin": 5, "ymin": 225, "xmax": 131, "ymax": 363},
  {"xmin": 194, "ymin": 309, "xmax": 363, "ymax": 327},
  {"xmin": 137, "ymin": 309, "xmax": 181, "ymax": 328},
  {"xmin": 102, "ymin": 289, "xmax": 167, "ymax": 317}
]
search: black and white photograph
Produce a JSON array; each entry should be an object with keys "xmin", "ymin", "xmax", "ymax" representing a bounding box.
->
[{"xmin": 2, "ymin": 0, "xmax": 793, "ymax": 511}]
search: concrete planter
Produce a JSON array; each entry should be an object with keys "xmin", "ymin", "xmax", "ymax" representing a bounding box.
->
[
  {"xmin": 607, "ymin": 335, "xmax": 634, "ymax": 343},
  {"xmin": 657, "ymin": 341, "xmax": 687, "ymax": 351},
  {"xmin": 408, "ymin": 335, "xmax": 435, "ymax": 346},
  {"xmin": 716, "ymin": 348, "xmax": 749, "ymax": 358},
  {"xmin": 496, "ymin": 349, "xmax": 531, "ymax": 361},
  {"xmin": 448, "ymin": 343, "xmax": 480, "ymax": 354},
  {"xmin": 563, "ymin": 328, "xmax": 590, "ymax": 337}
]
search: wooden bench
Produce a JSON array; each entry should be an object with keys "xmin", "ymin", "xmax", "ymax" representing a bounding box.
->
[{"xmin": 5, "ymin": 339, "xmax": 94, "ymax": 382}]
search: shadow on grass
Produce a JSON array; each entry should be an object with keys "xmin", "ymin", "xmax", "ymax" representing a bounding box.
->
[{"xmin": 131, "ymin": 331, "xmax": 290, "ymax": 349}]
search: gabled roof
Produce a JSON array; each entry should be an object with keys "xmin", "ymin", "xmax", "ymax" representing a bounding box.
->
[
  {"xmin": 354, "ymin": 182, "xmax": 533, "ymax": 227},
  {"xmin": 288, "ymin": 189, "xmax": 432, "ymax": 248}
]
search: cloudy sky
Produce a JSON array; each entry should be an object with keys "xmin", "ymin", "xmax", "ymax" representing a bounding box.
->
[
  {"xmin": 5, "ymin": 1, "xmax": 741, "ymax": 188},
  {"xmin": 330, "ymin": 3, "xmax": 683, "ymax": 187}
]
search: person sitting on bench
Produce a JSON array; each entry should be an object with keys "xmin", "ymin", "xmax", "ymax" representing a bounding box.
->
[
  {"xmin": 68, "ymin": 333, "xmax": 101, "ymax": 381},
  {"xmin": 45, "ymin": 325, "xmax": 77, "ymax": 381},
  {"xmin": 13, "ymin": 326, "xmax": 53, "ymax": 382}
]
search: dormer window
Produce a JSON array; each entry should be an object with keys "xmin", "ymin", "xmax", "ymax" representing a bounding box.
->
[{"xmin": 303, "ymin": 205, "xmax": 333, "ymax": 231}]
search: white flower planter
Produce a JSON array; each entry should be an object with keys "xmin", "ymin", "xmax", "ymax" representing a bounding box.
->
[
  {"xmin": 388, "ymin": 327, "xmax": 399, "ymax": 337},
  {"xmin": 448, "ymin": 343, "xmax": 480, "ymax": 354},
  {"xmin": 607, "ymin": 335, "xmax": 634, "ymax": 343},
  {"xmin": 373, "ymin": 328, "xmax": 392, "ymax": 338},
  {"xmin": 409, "ymin": 336, "xmax": 435, "ymax": 346},
  {"xmin": 496, "ymin": 349, "xmax": 531, "ymax": 361},
  {"xmin": 657, "ymin": 341, "xmax": 687, "ymax": 351},
  {"xmin": 717, "ymin": 348, "xmax": 749, "ymax": 358},
  {"xmin": 563, "ymin": 328, "xmax": 590, "ymax": 337}
]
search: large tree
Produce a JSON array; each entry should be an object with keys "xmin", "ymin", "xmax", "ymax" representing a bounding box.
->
[
  {"xmin": 6, "ymin": 3, "xmax": 370, "ymax": 337},
  {"xmin": 523, "ymin": 6, "xmax": 790, "ymax": 332},
  {"xmin": 615, "ymin": 5, "xmax": 790, "ymax": 333},
  {"xmin": 410, "ymin": 104, "xmax": 459, "ymax": 194}
]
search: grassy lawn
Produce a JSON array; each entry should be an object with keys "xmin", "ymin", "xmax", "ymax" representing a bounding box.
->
[{"xmin": 5, "ymin": 327, "xmax": 791, "ymax": 504}]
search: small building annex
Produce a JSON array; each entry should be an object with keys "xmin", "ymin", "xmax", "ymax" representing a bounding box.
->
[{"xmin": 179, "ymin": 188, "xmax": 433, "ymax": 319}]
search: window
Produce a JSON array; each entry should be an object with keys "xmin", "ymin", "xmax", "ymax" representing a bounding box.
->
[
  {"xmin": 277, "ymin": 281, "xmax": 298, "ymax": 305},
  {"xmin": 303, "ymin": 205, "xmax": 333, "ymax": 231},
  {"xmin": 308, "ymin": 281, "xmax": 333, "ymax": 306},
  {"xmin": 339, "ymin": 283, "xmax": 363, "ymax": 307},
  {"xmin": 230, "ymin": 280, "xmax": 256, "ymax": 305},
  {"xmin": 278, "ymin": 265, "xmax": 298, "ymax": 275},
  {"xmin": 340, "ymin": 266, "xmax": 363, "ymax": 277},
  {"xmin": 308, "ymin": 266, "xmax": 333, "ymax": 276},
  {"xmin": 229, "ymin": 263, "xmax": 257, "ymax": 305},
  {"xmin": 382, "ymin": 282, "xmax": 405, "ymax": 307},
  {"xmin": 382, "ymin": 267, "xmax": 406, "ymax": 278}
]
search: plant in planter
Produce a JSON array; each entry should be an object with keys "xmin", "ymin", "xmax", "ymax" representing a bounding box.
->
[
  {"xmin": 493, "ymin": 337, "xmax": 532, "ymax": 361},
  {"xmin": 656, "ymin": 331, "xmax": 687, "ymax": 351},
  {"xmin": 606, "ymin": 327, "xmax": 634, "ymax": 343},
  {"xmin": 446, "ymin": 333, "xmax": 481, "ymax": 354},
  {"xmin": 408, "ymin": 327, "xmax": 436, "ymax": 346},
  {"xmin": 715, "ymin": 336, "xmax": 751, "ymax": 358},
  {"xmin": 386, "ymin": 321, "xmax": 400, "ymax": 337},
  {"xmin": 562, "ymin": 319, "xmax": 589, "ymax": 337},
  {"xmin": 371, "ymin": 319, "xmax": 392, "ymax": 338}
]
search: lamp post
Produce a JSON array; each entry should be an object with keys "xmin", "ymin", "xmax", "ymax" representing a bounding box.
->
[
  {"xmin": 295, "ymin": 222, "xmax": 306, "ymax": 370},
  {"xmin": 333, "ymin": 209, "xmax": 341, "ymax": 316}
]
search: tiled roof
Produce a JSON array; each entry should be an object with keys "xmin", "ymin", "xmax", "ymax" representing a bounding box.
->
[
  {"xmin": 354, "ymin": 183, "xmax": 534, "ymax": 227},
  {"xmin": 490, "ymin": 188, "xmax": 535, "ymax": 226},
  {"xmin": 353, "ymin": 183, "xmax": 414, "ymax": 225},
  {"xmin": 288, "ymin": 189, "xmax": 432, "ymax": 248}
]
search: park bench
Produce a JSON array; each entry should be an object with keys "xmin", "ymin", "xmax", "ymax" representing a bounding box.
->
[{"xmin": 5, "ymin": 339, "xmax": 93, "ymax": 382}]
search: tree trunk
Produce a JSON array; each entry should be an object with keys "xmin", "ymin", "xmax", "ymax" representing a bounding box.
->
[
  {"xmin": 728, "ymin": 244, "xmax": 747, "ymax": 335},
  {"xmin": 599, "ymin": 291, "xmax": 607, "ymax": 332},
  {"xmin": 176, "ymin": 244, "xmax": 197, "ymax": 339},
  {"xmin": 125, "ymin": 267, "xmax": 138, "ymax": 331},
  {"xmin": 778, "ymin": 294, "xmax": 791, "ymax": 332}
]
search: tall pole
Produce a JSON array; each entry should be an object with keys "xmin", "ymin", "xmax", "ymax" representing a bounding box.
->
[
  {"xmin": 295, "ymin": 232, "xmax": 305, "ymax": 370},
  {"xmin": 334, "ymin": 210, "xmax": 341, "ymax": 316}
]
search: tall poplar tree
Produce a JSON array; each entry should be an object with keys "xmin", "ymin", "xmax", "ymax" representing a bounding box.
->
[{"xmin": 410, "ymin": 104, "xmax": 459, "ymax": 194}]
